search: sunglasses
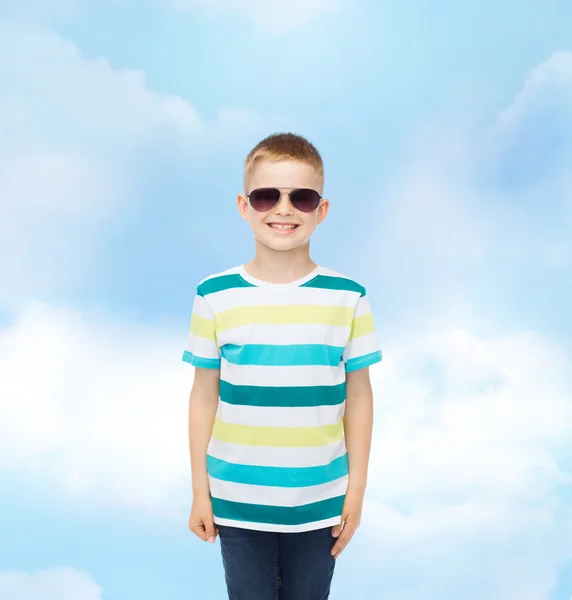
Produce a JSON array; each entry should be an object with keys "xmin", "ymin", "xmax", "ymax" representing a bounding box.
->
[{"xmin": 246, "ymin": 187, "xmax": 322, "ymax": 213}]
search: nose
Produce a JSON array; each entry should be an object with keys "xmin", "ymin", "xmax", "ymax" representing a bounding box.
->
[{"xmin": 274, "ymin": 191, "xmax": 294, "ymax": 215}]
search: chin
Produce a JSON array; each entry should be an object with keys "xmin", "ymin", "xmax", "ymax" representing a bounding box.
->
[
  {"xmin": 257, "ymin": 233, "xmax": 308, "ymax": 252},
  {"xmin": 264, "ymin": 239, "xmax": 302, "ymax": 252}
]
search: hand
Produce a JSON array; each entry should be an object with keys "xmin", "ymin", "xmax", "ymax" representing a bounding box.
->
[
  {"xmin": 188, "ymin": 495, "xmax": 219, "ymax": 543},
  {"xmin": 331, "ymin": 489, "xmax": 364, "ymax": 559}
]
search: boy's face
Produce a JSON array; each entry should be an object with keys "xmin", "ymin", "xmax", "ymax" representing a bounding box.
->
[{"xmin": 237, "ymin": 160, "xmax": 330, "ymax": 253}]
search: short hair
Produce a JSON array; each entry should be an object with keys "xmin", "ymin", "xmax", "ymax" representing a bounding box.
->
[{"xmin": 244, "ymin": 132, "xmax": 324, "ymax": 192}]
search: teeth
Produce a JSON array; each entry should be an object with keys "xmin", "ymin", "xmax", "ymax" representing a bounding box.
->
[{"xmin": 270, "ymin": 224, "xmax": 296, "ymax": 230}]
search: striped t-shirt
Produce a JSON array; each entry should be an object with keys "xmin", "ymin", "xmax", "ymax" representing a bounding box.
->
[{"xmin": 182, "ymin": 264, "xmax": 382, "ymax": 533}]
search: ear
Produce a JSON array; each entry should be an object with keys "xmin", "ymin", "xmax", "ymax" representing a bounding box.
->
[
  {"xmin": 237, "ymin": 193, "xmax": 250, "ymax": 221},
  {"xmin": 317, "ymin": 198, "xmax": 330, "ymax": 224}
]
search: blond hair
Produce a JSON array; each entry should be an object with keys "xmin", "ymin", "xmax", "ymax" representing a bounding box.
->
[{"xmin": 244, "ymin": 132, "xmax": 324, "ymax": 192}]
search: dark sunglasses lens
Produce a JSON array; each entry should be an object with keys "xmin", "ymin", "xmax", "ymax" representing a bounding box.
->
[
  {"xmin": 290, "ymin": 189, "xmax": 321, "ymax": 212},
  {"xmin": 249, "ymin": 188, "xmax": 280, "ymax": 211}
]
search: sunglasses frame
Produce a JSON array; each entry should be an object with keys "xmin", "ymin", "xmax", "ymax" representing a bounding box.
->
[{"xmin": 245, "ymin": 187, "xmax": 323, "ymax": 213}]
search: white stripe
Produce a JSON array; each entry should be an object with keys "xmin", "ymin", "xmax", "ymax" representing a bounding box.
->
[
  {"xmin": 200, "ymin": 266, "xmax": 241, "ymax": 283},
  {"xmin": 186, "ymin": 333, "xmax": 220, "ymax": 360},
  {"xmin": 214, "ymin": 515, "xmax": 343, "ymax": 533},
  {"xmin": 192, "ymin": 294, "xmax": 216, "ymax": 319},
  {"xmin": 354, "ymin": 295, "xmax": 372, "ymax": 318},
  {"xmin": 209, "ymin": 475, "xmax": 349, "ymax": 507},
  {"xmin": 343, "ymin": 332, "xmax": 380, "ymax": 364},
  {"xmin": 318, "ymin": 266, "xmax": 354, "ymax": 281},
  {"xmin": 207, "ymin": 437, "xmax": 347, "ymax": 467},
  {"xmin": 208, "ymin": 285, "xmax": 360, "ymax": 313},
  {"xmin": 221, "ymin": 361, "xmax": 345, "ymax": 387},
  {"xmin": 216, "ymin": 401, "xmax": 345, "ymax": 428},
  {"xmin": 217, "ymin": 323, "xmax": 350, "ymax": 348}
]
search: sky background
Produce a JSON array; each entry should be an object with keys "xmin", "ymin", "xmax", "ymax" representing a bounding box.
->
[{"xmin": 1, "ymin": 1, "xmax": 571, "ymax": 599}]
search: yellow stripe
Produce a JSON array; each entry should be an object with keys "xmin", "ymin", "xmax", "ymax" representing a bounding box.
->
[
  {"xmin": 212, "ymin": 417, "xmax": 344, "ymax": 447},
  {"xmin": 350, "ymin": 313, "xmax": 375, "ymax": 340},
  {"xmin": 190, "ymin": 315, "xmax": 216, "ymax": 340},
  {"xmin": 216, "ymin": 305, "xmax": 354, "ymax": 333}
]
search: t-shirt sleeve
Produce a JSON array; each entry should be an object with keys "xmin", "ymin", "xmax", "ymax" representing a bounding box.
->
[
  {"xmin": 182, "ymin": 290, "xmax": 221, "ymax": 370},
  {"xmin": 343, "ymin": 291, "xmax": 383, "ymax": 373}
]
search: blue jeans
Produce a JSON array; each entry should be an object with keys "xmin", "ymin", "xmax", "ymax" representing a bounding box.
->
[{"xmin": 218, "ymin": 525, "xmax": 337, "ymax": 599}]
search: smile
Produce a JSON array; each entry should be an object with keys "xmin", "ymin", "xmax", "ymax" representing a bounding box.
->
[{"xmin": 267, "ymin": 223, "xmax": 300, "ymax": 234}]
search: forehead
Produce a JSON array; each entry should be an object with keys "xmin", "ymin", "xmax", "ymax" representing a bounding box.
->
[{"xmin": 248, "ymin": 159, "xmax": 323, "ymax": 191}]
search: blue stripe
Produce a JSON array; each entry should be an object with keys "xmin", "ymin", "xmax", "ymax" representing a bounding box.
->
[
  {"xmin": 301, "ymin": 274, "xmax": 366, "ymax": 297},
  {"xmin": 219, "ymin": 380, "xmax": 346, "ymax": 407},
  {"xmin": 220, "ymin": 344, "xmax": 345, "ymax": 367},
  {"xmin": 182, "ymin": 351, "xmax": 221, "ymax": 369},
  {"xmin": 211, "ymin": 495, "xmax": 345, "ymax": 526},
  {"xmin": 207, "ymin": 453, "xmax": 349, "ymax": 487},
  {"xmin": 197, "ymin": 274, "xmax": 255, "ymax": 296},
  {"xmin": 345, "ymin": 350, "xmax": 382, "ymax": 372}
]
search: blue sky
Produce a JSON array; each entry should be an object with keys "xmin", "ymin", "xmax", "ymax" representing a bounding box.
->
[{"xmin": 1, "ymin": 1, "xmax": 571, "ymax": 599}]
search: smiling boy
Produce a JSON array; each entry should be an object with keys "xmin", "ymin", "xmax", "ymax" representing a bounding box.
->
[{"xmin": 184, "ymin": 133, "xmax": 382, "ymax": 599}]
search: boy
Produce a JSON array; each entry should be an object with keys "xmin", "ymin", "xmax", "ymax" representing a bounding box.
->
[{"xmin": 183, "ymin": 133, "xmax": 382, "ymax": 599}]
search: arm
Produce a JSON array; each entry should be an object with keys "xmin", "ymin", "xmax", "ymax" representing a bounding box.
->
[
  {"xmin": 331, "ymin": 366, "xmax": 374, "ymax": 558},
  {"xmin": 188, "ymin": 366, "xmax": 220, "ymax": 542},
  {"xmin": 189, "ymin": 366, "xmax": 220, "ymax": 496},
  {"xmin": 344, "ymin": 367, "xmax": 374, "ymax": 494}
]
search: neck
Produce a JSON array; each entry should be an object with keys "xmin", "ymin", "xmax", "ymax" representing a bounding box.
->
[{"xmin": 246, "ymin": 240, "xmax": 317, "ymax": 284}]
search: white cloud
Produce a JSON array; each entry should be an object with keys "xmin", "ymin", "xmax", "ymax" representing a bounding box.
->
[
  {"xmin": 0, "ymin": 23, "xmax": 263, "ymax": 310},
  {"xmin": 170, "ymin": 0, "xmax": 344, "ymax": 34},
  {"xmin": 492, "ymin": 51, "xmax": 572, "ymax": 215},
  {"xmin": 369, "ymin": 51, "xmax": 572, "ymax": 327},
  {"xmin": 368, "ymin": 328, "xmax": 571, "ymax": 507},
  {"xmin": 0, "ymin": 567, "xmax": 101, "ymax": 600},
  {"xmin": 0, "ymin": 301, "xmax": 193, "ymax": 515},
  {"xmin": 497, "ymin": 50, "xmax": 572, "ymax": 133},
  {"xmin": 0, "ymin": 25, "xmax": 204, "ymax": 143},
  {"xmin": 327, "ymin": 326, "xmax": 572, "ymax": 599},
  {"xmin": 360, "ymin": 497, "xmax": 569, "ymax": 600}
]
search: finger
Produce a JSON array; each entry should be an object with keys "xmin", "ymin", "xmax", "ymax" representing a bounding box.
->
[
  {"xmin": 333, "ymin": 537, "xmax": 351, "ymax": 559},
  {"xmin": 334, "ymin": 541, "xmax": 348, "ymax": 559},
  {"xmin": 205, "ymin": 519, "xmax": 217, "ymax": 543},
  {"xmin": 331, "ymin": 524, "xmax": 342, "ymax": 538},
  {"xmin": 338, "ymin": 530, "xmax": 355, "ymax": 556},
  {"xmin": 332, "ymin": 530, "xmax": 355, "ymax": 558},
  {"xmin": 331, "ymin": 531, "xmax": 348, "ymax": 556},
  {"xmin": 191, "ymin": 522, "xmax": 208, "ymax": 542}
]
